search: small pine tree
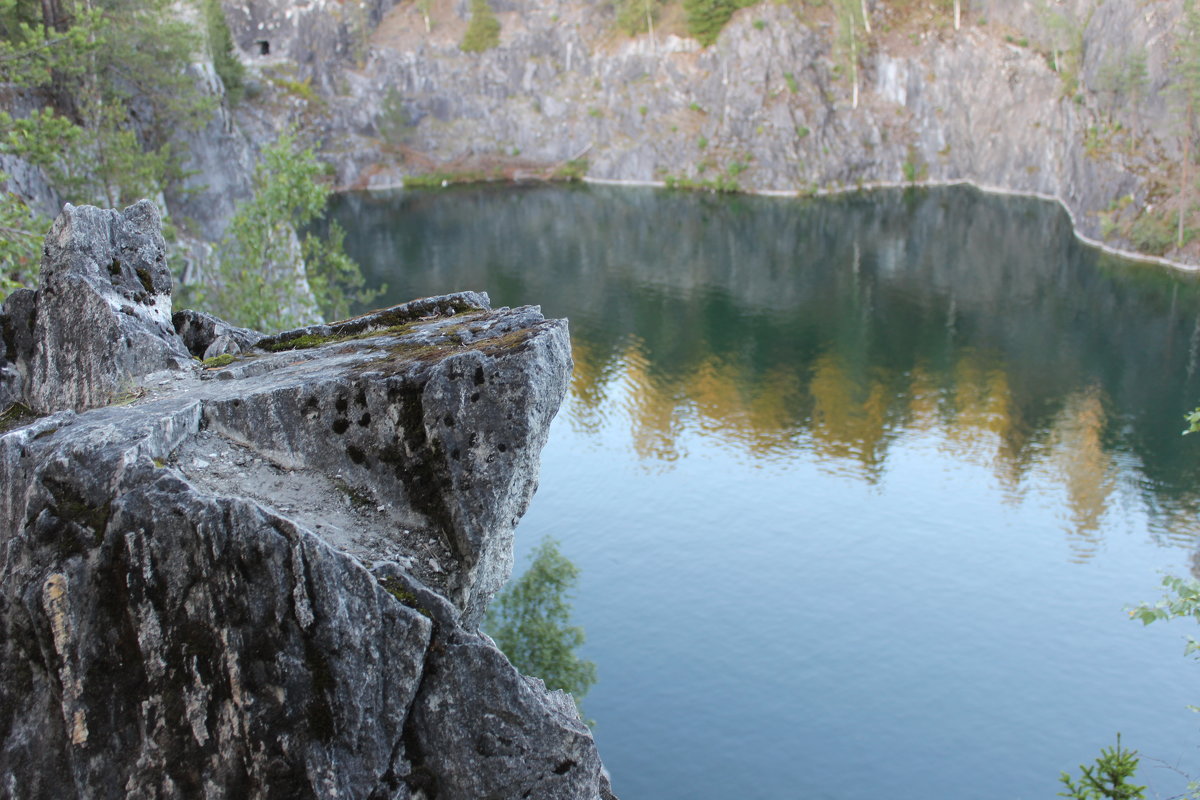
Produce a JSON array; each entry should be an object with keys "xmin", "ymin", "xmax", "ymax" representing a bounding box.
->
[
  {"xmin": 483, "ymin": 538, "xmax": 597, "ymax": 712},
  {"xmin": 682, "ymin": 0, "xmax": 734, "ymax": 47},
  {"xmin": 460, "ymin": 0, "xmax": 500, "ymax": 53},
  {"xmin": 1058, "ymin": 734, "xmax": 1146, "ymax": 800}
]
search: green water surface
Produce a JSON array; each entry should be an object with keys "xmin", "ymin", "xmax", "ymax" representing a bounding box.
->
[{"xmin": 329, "ymin": 184, "xmax": 1200, "ymax": 800}]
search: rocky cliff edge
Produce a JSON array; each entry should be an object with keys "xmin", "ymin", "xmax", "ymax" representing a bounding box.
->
[{"xmin": 0, "ymin": 200, "xmax": 615, "ymax": 800}]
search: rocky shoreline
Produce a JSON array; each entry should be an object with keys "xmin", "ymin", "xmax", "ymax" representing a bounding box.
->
[{"xmin": 275, "ymin": 0, "xmax": 1192, "ymax": 268}]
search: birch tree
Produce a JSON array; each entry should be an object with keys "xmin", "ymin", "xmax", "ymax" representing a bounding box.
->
[{"xmin": 833, "ymin": 0, "xmax": 862, "ymax": 109}]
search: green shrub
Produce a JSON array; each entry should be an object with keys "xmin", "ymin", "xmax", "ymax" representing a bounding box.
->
[
  {"xmin": 484, "ymin": 538, "xmax": 597, "ymax": 712},
  {"xmin": 902, "ymin": 145, "xmax": 928, "ymax": 184},
  {"xmin": 553, "ymin": 158, "xmax": 589, "ymax": 182},
  {"xmin": 208, "ymin": 131, "xmax": 379, "ymax": 330},
  {"xmin": 1058, "ymin": 734, "xmax": 1145, "ymax": 800},
  {"xmin": 1129, "ymin": 209, "xmax": 1175, "ymax": 256},
  {"xmin": 403, "ymin": 170, "xmax": 489, "ymax": 188},
  {"xmin": 461, "ymin": 0, "xmax": 501, "ymax": 52},
  {"xmin": 683, "ymin": 0, "xmax": 755, "ymax": 47}
]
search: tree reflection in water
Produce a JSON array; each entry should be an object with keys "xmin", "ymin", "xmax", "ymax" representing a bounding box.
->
[{"xmin": 328, "ymin": 183, "xmax": 1200, "ymax": 558}]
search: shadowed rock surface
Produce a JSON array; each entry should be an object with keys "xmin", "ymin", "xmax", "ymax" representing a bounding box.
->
[{"xmin": 0, "ymin": 202, "xmax": 615, "ymax": 800}]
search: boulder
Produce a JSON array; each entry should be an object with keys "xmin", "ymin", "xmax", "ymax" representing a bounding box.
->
[{"xmin": 25, "ymin": 201, "xmax": 191, "ymax": 413}]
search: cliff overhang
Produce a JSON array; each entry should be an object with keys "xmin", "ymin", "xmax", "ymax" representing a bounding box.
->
[{"xmin": 0, "ymin": 200, "xmax": 616, "ymax": 799}]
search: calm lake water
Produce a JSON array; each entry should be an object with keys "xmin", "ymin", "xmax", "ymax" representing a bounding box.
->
[{"xmin": 329, "ymin": 185, "xmax": 1200, "ymax": 800}]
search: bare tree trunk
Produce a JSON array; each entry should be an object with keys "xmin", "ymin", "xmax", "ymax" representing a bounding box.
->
[
  {"xmin": 860, "ymin": 0, "xmax": 871, "ymax": 34},
  {"xmin": 41, "ymin": 0, "xmax": 68, "ymax": 31},
  {"xmin": 851, "ymin": 24, "xmax": 859, "ymax": 109},
  {"xmin": 1181, "ymin": 118, "xmax": 1192, "ymax": 250},
  {"xmin": 646, "ymin": 0, "xmax": 656, "ymax": 53},
  {"xmin": 953, "ymin": 0, "xmax": 960, "ymax": 30}
]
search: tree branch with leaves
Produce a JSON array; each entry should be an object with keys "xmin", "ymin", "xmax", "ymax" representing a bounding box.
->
[{"xmin": 483, "ymin": 537, "xmax": 598, "ymax": 716}]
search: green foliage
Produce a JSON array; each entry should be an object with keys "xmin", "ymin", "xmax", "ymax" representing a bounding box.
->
[
  {"xmin": 1095, "ymin": 50, "xmax": 1148, "ymax": 115},
  {"xmin": 1180, "ymin": 0, "xmax": 1200, "ymax": 114},
  {"xmin": 664, "ymin": 162, "xmax": 741, "ymax": 193},
  {"xmin": 1058, "ymin": 735, "xmax": 1146, "ymax": 800},
  {"xmin": 0, "ymin": 0, "xmax": 207, "ymax": 297},
  {"xmin": 377, "ymin": 86, "xmax": 413, "ymax": 147},
  {"xmin": 200, "ymin": 353, "xmax": 235, "ymax": 368},
  {"xmin": 902, "ymin": 145, "xmax": 927, "ymax": 183},
  {"xmin": 615, "ymin": 0, "xmax": 663, "ymax": 36},
  {"xmin": 553, "ymin": 158, "xmax": 589, "ymax": 182},
  {"xmin": 1033, "ymin": 0, "xmax": 1084, "ymax": 91},
  {"xmin": 1131, "ymin": 574, "xmax": 1200, "ymax": 706},
  {"xmin": 1132, "ymin": 575, "xmax": 1200, "ymax": 637},
  {"xmin": 1129, "ymin": 208, "xmax": 1177, "ymax": 256},
  {"xmin": 0, "ymin": 1, "xmax": 101, "ymax": 87},
  {"xmin": 0, "ymin": 0, "xmax": 213, "ymax": 210},
  {"xmin": 0, "ymin": 173, "xmax": 47, "ymax": 299},
  {"xmin": 303, "ymin": 219, "xmax": 375, "ymax": 323},
  {"xmin": 784, "ymin": 71, "xmax": 799, "ymax": 93},
  {"xmin": 207, "ymin": 132, "xmax": 379, "ymax": 330},
  {"xmin": 683, "ymin": 0, "xmax": 754, "ymax": 47},
  {"xmin": 204, "ymin": 0, "xmax": 244, "ymax": 106},
  {"xmin": 484, "ymin": 538, "xmax": 597, "ymax": 711},
  {"xmin": 1186, "ymin": 406, "xmax": 1200, "ymax": 435},
  {"xmin": 403, "ymin": 169, "xmax": 496, "ymax": 188},
  {"xmin": 267, "ymin": 70, "xmax": 322, "ymax": 106},
  {"xmin": 461, "ymin": 0, "xmax": 500, "ymax": 52}
]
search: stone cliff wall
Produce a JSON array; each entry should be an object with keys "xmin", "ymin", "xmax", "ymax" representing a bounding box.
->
[
  {"xmin": 280, "ymin": 0, "xmax": 1194, "ymax": 267},
  {"xmin": 0, "ymin": 202, "xmax": 615, "ymax": 799}
]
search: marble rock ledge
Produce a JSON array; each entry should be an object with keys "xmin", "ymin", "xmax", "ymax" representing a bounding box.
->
[{"xmin": 0, "ymin": 200, "xmax": 616, "ymax": 800}]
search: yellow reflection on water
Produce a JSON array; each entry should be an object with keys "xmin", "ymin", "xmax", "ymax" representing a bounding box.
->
[
  {"xmin": 808, "ymin": 352, "xmax": 893, "ymax": 479},
  {"xmin": 686, "ymin": 359, "xmax": 804, "ymax": 459},
  {"xmin": 567, "ymin": 342, "xmax": 1146, "ymax": 552},
  {"xmin": 1045, "ymin": 385, "xmax": 1117, "ymax": 561},
  {"xmin": 567, "ymin": 338, "xmax": 614, "ymax": 436},
  {"xmin": 621, "ymin": 338, "xmax": 685, "ymax": 463}
]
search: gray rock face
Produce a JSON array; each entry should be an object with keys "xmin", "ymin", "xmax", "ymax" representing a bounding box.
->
[
  {"xmin": 295, "ymin": 0, "xmax": 1193, "ymax": 264},
  {"xmin": 22, "ymin": 201, "xmax": 192, "ymax": 413},
  {"xmin": 0, "ymin": 203, "xmax": 614, "ymax": 799},
  {"xmin": 222, "ymin": 0, "xmax": 403, "ymax": 94}
]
